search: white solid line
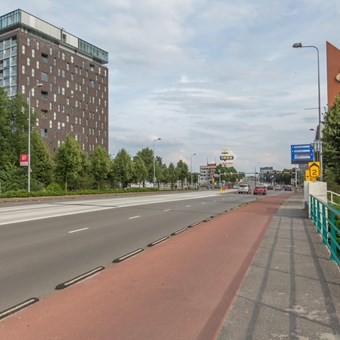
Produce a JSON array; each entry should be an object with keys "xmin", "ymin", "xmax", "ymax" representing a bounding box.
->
[
  {"xmin": 129, "ymin": 215, "xmax": 140, "ymax": 220},
  {"xmin": 185, "ymin": 205, "xmax": 191, "ymax": 207},
  {"xmin": 68, "ymin": 227, "xmax": 89, "ymax": 234},
  {"xmin": 163, "ymin": 209, "xmax": 171, "ymax": 212}
]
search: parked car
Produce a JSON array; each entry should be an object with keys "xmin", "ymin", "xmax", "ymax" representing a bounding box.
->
[
  {"xmin": 238, "ymin": 184, "xmax": 252, "ymax": 194},
  {"xmin": 275, "ymin": 185, "xmax": 283, "ymax": 191},
  {"xmin": 253, "ymin": 186, "xmax": 267, "ymax": 195},
  {"xmin": 267, "ymin": 185, "xmax": 273, "ymax": 190}
]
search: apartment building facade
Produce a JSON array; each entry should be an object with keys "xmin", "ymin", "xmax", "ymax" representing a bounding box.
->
[{"xmin": 0, "ymin": 9, "xmax": 109, "ymax": 153}]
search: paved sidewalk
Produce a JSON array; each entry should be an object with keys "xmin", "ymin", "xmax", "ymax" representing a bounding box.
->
[{"xmin": 217, "ymin": 193, "xmax": 340, "ymax": 340}]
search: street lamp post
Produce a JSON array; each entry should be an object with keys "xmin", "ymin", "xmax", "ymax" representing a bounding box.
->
[
  {"xmin": 28, "ymin": 83, "xmax": 43, "ymax": 193},
  {"xmin": 190, "ymin": 153, "xmax": 196, "ymax": 189},
  {"xmin": 153, "ymin": 137, "xmax": 161, "ymax": 188},
  {"xmin": 293, "ymin": 42, "xmax": 323, "ymax": 181}
]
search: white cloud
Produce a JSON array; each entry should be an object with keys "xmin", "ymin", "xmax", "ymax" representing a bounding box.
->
[{"xmin": 3, "ymin": 0, "xmax": 338, "ymax": 172}]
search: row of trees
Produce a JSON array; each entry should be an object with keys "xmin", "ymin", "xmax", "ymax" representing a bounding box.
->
[{"xmin": 0, "ymin": 89, "xmax": 202, "ymax": 193}]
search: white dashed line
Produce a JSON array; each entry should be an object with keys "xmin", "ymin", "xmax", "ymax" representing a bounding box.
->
[
  {"xmin": 185, "ymin": 205, "xmax": 191, "ymax": 208},
  {"xmin": 163, "ymin": 209, "xmax": 171, "ymax": 212},
  {"xmin": 68, "ymin": 227, "xmax": 89, "ymax": 234},
  {"xmin": 129, "ymin": 215, "xmax": 140, "ymax": 220}
]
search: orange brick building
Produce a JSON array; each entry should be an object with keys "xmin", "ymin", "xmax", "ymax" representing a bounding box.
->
[{"xmin": 326, "ymin": 41, "xmax": 340, "ymax": 107}]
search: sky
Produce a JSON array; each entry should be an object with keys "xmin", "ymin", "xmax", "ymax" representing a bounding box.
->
[{"xmin": 3, "ymin": 0, "xmax": 340, "ymax": 173}]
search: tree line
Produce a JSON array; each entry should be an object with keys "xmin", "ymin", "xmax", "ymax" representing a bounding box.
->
[
  {"xmin": 0, "ymin": 88, "xmax": 338, "ymax": 194},
  {"xmin": 0, "ymin": 89, "xmax": 240, "ymax": 194}
]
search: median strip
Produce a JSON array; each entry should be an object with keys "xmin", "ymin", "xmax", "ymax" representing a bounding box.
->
[
  {"xmin": 0, "ymin": 298, "xmax": 39, "ymax": 320},
  {"xmin": 113, "ymin": 248, "xmax": 144, "ymax": 263},
  {"xmin": 55, "ymin": 266, "xmax": 105, "ymax": 290},
  {"xmin": 147, "ymin": 236, "xmax": 169, "ymax": 247}
]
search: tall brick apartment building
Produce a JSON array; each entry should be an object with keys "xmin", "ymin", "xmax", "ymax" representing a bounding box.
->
[
  {"xmin": 0, "ymin": 9, "xmax": 109, "ymax": 153},
  {"xmin": 326, "ymin": 41, "xmax": 340, "ymax": 107}
]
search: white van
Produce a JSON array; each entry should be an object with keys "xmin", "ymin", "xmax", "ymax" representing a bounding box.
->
[{"xmin": 238, "ymin": 184, "xmax": 251, "ymax": 194}]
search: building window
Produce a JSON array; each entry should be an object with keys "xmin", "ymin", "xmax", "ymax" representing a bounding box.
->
[
  {"xmin": 21, "ymin": 85, "xmax": 25, "ymax": 94},
  {"xmin": 36, "ymin": 41, "xmax": 40, "ymax": 50},
  {"xmin": 22, "ymin": 65, "xmax": 25, "ymax": 74},
  {"xmin": 41, "ymin": 53, "xmax": 48, "ymax": 63},
  {"xmin": 27, "ymin": 57, "xmax": 30, "ymax": 66},
  {"xmin": 71, "ymin": 56, "xmax": 74, "ymax": 63},
  {"xmin": 31, "ymin": 68, "xmax": 35, "ymax": 77},
  {"xmin": 27, "ymin": 38, "xmax": 30, "ymax": 46},
  {"xmin": 36, "ymin": 61, "xmax": 39, "ymax": 69},
  {"xmin": 32, "ymin": 49, "xmax": 35, "ymax": 58},
  {"xmin": 49, "ymin": 120, "xmax": 53, "ymax": 128},
  {"xmin": 41, "ymin": 72, "xmax": 48, "ymax": 82},
  {"xmin": 41, "ymin": 91, "xmax": 48, "ymax": 100},
  {"xmin": 89, "ymin": 79, "xmax": 95, "ymax": 88},
  {"xmin": 22, "ymin": 45, "xmax": 25, "ymax": 54}
]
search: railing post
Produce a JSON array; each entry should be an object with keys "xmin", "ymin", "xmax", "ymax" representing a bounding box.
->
[
  {"xmin": 316, "ymin": 201, "xmax": 321, "ymax": 234},
  {"xmin": 321, "ymin": 204, "xmax": 327, "ymax": 245},
  {"xmin": 329, "ymin": 211, "xmax": 336, "ymax": 262}
]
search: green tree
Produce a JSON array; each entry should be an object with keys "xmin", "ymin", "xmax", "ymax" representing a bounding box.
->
[
  {"xmin": 132, "ymin": 155, "xmax": 148, "ymax": 187},
  {"xmin": 89, "ymin": 146, "xmax": 111, "ymax": 189},
  {"xmin": 136, "ymin": 148, "xmax": 154, "ymax": 183},
  {"xmin": 323, "ymin": 95, "xmax": 340, "ymax": 191},
  {"xmin": 176, "ymin": 160, "xmax": 189, "ymax": 188},
  {"xmin": 111, "ymin": 148, "xmax": 133, "ymax": 189},
  {"xmin": 54, "ymin": 135, "xmax": 83, "ymax": 191},
  {"xmin": 167, "ymin": 162, "xmax": 177, "ymax": 190},
  {"xmin": 30, "ymin": 130, "xmax": 54, "ymax": 189}
]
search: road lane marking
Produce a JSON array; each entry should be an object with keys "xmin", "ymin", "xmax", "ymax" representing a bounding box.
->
[
  {"xmin": 68, "ymin": 227, "xmax": 89, "ymax": 234},
  {"xmin": 55, "ymin": 266, "xmax": 105, "ymax": 290},
  {"xmin": 0, "ymin": 298, "xmax": 39, "ymax": 320},
  {"xmin": 201, "ymin": 202, "xmax": 206, "ymax": 205},
  {"xmin": 113, "ymin": 248, "xmax": 144, "ymax": 263},
  {"xmin": 147, "ymin": 236, "xmax": 169, "ymax": 247},
  {"xmin": 185, "ymin": 205, "xmax": 191, "ymax": 208},
  {"xmin": 129, "ymin": 215, "xmax": 140, "ymax": 220},
  {"xmin": 163, "ymin": 209, "xmax": 171, "ymax": 212}
]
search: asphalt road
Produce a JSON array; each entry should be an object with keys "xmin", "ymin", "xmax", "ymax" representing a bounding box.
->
[{"xmin": 0, "ymin": 190, "xmax": 257, "ymax": 312}]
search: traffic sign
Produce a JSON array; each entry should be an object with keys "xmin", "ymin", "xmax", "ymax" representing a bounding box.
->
[
  {"xmin": 20, "ymin": 154, "xmax": 28, "ymax": 166},
  {"xmin": 308, "ymin": 162, "xmax": 320, "ymax": 179},
  {"xmin": 291, "ymin": 144, "xmax": 314, "ymax": 164}
]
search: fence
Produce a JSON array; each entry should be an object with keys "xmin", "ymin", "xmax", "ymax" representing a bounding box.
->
[{"xmin": 310, "ymin": 194, "xmax": 340, "ymax": 266}]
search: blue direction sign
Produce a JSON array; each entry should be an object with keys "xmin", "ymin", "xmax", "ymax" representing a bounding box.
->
[{"xmin": 291, "ymin": 144, "xmax": 314, "ymax": 164}]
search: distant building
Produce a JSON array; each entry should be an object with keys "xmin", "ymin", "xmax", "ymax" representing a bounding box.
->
[
  {"xmin": 199, "ymin": 162, "xmax": 217, "ymax": 186},
  {"xmin": 326, "ymin": 41, "xmax": 340, "ymax": 107},
  {"xmin": 0, "ymin": 9, "xmax": 109, "ymax": 153}
]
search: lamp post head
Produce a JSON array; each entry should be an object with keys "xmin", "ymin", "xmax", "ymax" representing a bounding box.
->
[{"xmin": 292, "ymin": 42, "xmax": 303, "ymax": 48}]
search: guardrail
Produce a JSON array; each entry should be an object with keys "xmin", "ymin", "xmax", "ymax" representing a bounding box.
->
[
  {"xmin": 328, "ymin": 190, "xmax": 340, "ymax": 207},
  {"xmin": 310, "ymin": 195, "xmax": 340, "ymax": 266}
]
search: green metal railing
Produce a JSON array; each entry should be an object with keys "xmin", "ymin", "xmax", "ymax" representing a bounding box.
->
[{"xmin": 310, "ymin": 195, "xmax": 340, "ymax": 266}]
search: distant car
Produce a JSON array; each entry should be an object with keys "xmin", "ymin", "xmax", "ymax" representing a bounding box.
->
[
  {"xmin": 253, "ymin": 186, "xmax": 267, "ymax": 195},
  {"xmin": 238, "ymin": 184, "xmax": 252, "ymax": 194},
  {"xmin": 284, "ymin": 185, "xmax": 293, "ymax": 191},
  {"xmin": 275, "ymin": 185, "xmax": 283, "ymax": 191},
  {"xmin": 267, "ymin": 185, "xmax": 273, "ymax": 190}
]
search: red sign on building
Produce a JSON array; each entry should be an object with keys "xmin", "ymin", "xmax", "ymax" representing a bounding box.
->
[{"xmin": 20, "ymin": 154, "xmax": 29, "ymax": 166}]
